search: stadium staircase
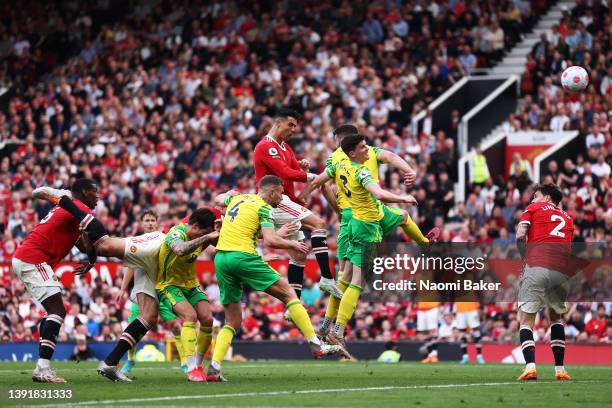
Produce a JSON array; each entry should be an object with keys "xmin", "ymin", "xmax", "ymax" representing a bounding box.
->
[{"xmin": 488, "ymin": 0, "xmax": 574, "ymax": 76}]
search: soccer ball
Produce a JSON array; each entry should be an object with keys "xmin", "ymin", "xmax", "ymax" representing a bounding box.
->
[{"xmin": 561, "ymin": 66, "xmax": 589, "ymax": 92}]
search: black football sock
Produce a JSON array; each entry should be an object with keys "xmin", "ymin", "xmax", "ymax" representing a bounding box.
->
[
  {"xmin": 473, "ymin": 331, "xmax": 483, "ymax": 356},
  {"xmin": 104, "ymin": 317, "xmax": 150, "ymax": 366},
  {"xmin": 460, "ymin": 333, "xmax": 468, "ymax": 357},
  {"xmin": 39, "ymin": 314, "xmax": 63, "ymax": 360},
  {"xmin": 59, "ymin": 196, "xmax": 108, "ymax": 242},
  {"xmin": 550, "ymin": 322, "xmax": 565, "ymax": 368},
  {"xmin": 520, "ymin": 325, "xmax": 536, "ymax": 367},
  {"xmin": 38, "ymin": 317, "xmax": 47, "ymax": 356},
  {"xmin": 311, "ymin": 229, "xmax": 333, "ymax": 279},
  {"xmin": 287, "ymin": 261, "xmax": 304, "ymax": 299}
]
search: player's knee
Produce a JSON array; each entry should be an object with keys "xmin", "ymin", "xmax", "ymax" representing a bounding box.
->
[
  {"xmin": 170, "ymin": 321, "xmax": 182, "ymax": 336},
  {"xmin": 198, "ymin": 313, "xmax": 213, "ymax": 328},
  {"xmin": 290, "ymin": 251, "xmax": 306, "ymax": 263}
]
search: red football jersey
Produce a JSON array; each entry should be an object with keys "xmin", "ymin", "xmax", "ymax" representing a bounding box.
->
[
  {"xmin": 519, "ymin": 201, "xmax": 574, "ymax": 272},
  {"xmin": 253, "ymin": 135, "xmax": 307, "ymax": 205},
  {"xmin": 14, "ymin": 199, "xmax": 92, "ymax": 268}
]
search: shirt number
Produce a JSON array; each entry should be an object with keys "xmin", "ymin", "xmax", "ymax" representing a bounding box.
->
[
  {"xmin": 339, "ymin": 174, "xmax": 352, "ymax": 197},
  {"xmin": 227, "ymin": 200, "xmax": 245, "ymax": 222},
  {"xmin": 549, "ymin": 214, "xmax": 566, "ymax": 238},
  {"xmin": 39, "ymin": 208, "xmax": 58, "ymax": 224}
]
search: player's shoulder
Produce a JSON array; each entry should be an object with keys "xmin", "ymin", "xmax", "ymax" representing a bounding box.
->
[
  {"xmin": 525, "ymin": 201, "xmax": 547, "ymax": 212},
  {"xmin": 167, "ymin": 224, "xmax": 188, "ymax": 239},
  {"xmin": 255, "ymin": 137, "xmax": 283, "ymax": 158}
]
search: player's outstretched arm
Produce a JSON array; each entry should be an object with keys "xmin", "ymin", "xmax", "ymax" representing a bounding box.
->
[
  {"xmin": 321, "ymin": 182, "xmax": 341, "ymax": 216},
  {"xmin": 365, "ymin": 183, "xmax": 418, "ymax": 205},
  {"xmin": 515, "ymin": 222, "xmax": 530, "ymax": 260},
  {"xmin": 73, "ymin": 232, "xmax": 98, "ymax": 275},
  {"xmin": 170, "ymin": 231, "xmax": 220, "ymax": 257},
  {"xmin": 117, "ymin": 268, "xmax": 134, "ymax": 303},
  {"xmin": 214, "ymin": 190, "xmax": 240, "ymax": 207},
  {"xmin": 377, "ymin": 149, "xmax": 417, "ymax": 186},
  {"xmin": 298, "ymin": 172, "xmax": 331, "ymax": 201},
  {"xmin": 261, "ymin": 226, "xmax": 308, "ymax": 254}
]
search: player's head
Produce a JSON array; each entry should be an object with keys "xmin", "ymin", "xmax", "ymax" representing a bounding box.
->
[
  {"xmin": 140, "ymin": 209, "xmax": 159, "ymax": 233},
  {"xmin": 532, "ymin": 183, "xmax": 563, "ymax": 205},
  {"xmin": 273, "ymin": 108, "xmax": 301, "ymax": 141},
  {"xmin": 333, "ymin": 124, "xmax": 358, "ymax": 147},
  {"xmin": 341, "ymin": 134, "xmax": 368, "ymax": 164},
  {"xmin": 71, "ymin": 178, "xmax": 99, "ymax": 209},
  {"xmin": 258, "ymin": 175, "xmax": 284, "ymax": 207},
  {"xmin": 186, "ymin": 208, "xmax": 216, "ymax": 238}
]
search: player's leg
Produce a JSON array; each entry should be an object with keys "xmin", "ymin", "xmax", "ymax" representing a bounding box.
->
[
  {"xmin": 189, "ymin": 289, "xmax": 213, "ymax": 369},
  {"xmin": 458, "ymin": 328, "xmax": 469, "ymax": 364},
  {"xmin": 517, "ymin": 266, "xmax": 545, "ymax": 380},
  {"xmin": 287, "ymin": 247, "xmax": 306, "ymax": 300},
  {"xmin": 471, "ymin": 312, "xmax": 485, "ymax": 364},
  {"xmin": 517, "ymin": 309, "xmax": 538, "ymax": 380},
  {"xmin": 167, "ymin": 293, "xmax": 202, "ymax": 381},
  {"xmin": 301, "ymin": 213, "xmax": 341, "ymax": 294},
  {"xmin": 381, "ymin": 206, "xmax": 440, "ymax": 245},
  {"xmin": 207, "ymin": 302, "xmax": 241, "ymax": 382},
  {"xmin": 121, "ymin": 303, "xmax": 140, "ymax": 376},
  {"xmin": 549, "ymin": 307, "xmax": 570, "ymax": 380},
  {"xmin": 11, "ymin": 258, "xmax": 66, "ymax": 383},
  {"xmin": 265, "ymin": 278, "xmax": 342, "ymax": 358},
  {"xmin": 168, "ymin": 319, "xmax": 188, "ymax": 372},
  {"xmin": 98, "ymin": 293, "xmax": 157, "ymax": 382}
]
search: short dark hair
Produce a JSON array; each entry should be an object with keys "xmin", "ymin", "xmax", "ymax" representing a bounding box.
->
[
  {"xmin": 71, "ymin": 178, "xmax": 98, "ymax": 195},
  {"xmin": 534, "ymin": 183, "xmax": 563, "ymax": 205},
  {"xmin": 188, "ymin": 208, "xmax": 215, "ymax": 230},
  {"xmin": 140, "ymin": 209, "xmax": 158, "ymax": 221},
  {"xmin": 259, "ymin": 175, "xmax": 283, "ymax": 189},
  {"xmin": 333, "ymin": 124, "xmax": 358, "ymax": 139},
  {"xmin": 275, "ymin": 108, "xmax": 301, "ymax": 121},
  {"xmin": 340, "ymin": 134, "xmax": 365, "ymax": 155}
]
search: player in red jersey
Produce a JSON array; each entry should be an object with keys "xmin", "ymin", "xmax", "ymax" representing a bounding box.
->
[
  {"xmin": 12, "ymin": 179, "xmax": 99, "ymax": 383},
  {"xmin": 515, "ymin": 183, "xmax": 574, "ymax": 381},
  {"xmin": 254, "ymin": 108, "xmax": 342, "ymax": 299}
]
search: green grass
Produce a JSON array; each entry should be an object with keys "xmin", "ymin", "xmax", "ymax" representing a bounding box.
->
[{"xmin": 0, "ymin": 361, "xmax": 611, "ymax": 407}]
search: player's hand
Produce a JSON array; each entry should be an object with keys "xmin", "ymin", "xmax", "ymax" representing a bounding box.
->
[
  {"xmin": 402, "ymin": 195, "xmax": 418, "ymax": 205},
  {"xmin": 299, "ymin": 159, "xmax": 311, "ymax": 171},
  {"xmin": 73, "ymin": 261, "xmax": 94, "ymax": 276},
  {"xmin": 306, "ymin": 173, "xmax": 317, "ymax": 183},
  {"xmin": 115, "ymin": 289, "xmax": 127, "ymax": 304},
  {"xmin": 226, "ymin": 189, "xmax": 240, "ymax": 196},
  {"xmin": 403, "ymin": 171, "xmax": 417, "ymax": 186},
  {"xmin": 206, "ymin": 230, "xmax": 220, "ymax": 242},
  {"xmin": 277, "ymin": 221, "xmax": 300, "ymax": 238},
  {"xmin": 291, "ymin": 241, "xmax": 309, "ymax": 254}
]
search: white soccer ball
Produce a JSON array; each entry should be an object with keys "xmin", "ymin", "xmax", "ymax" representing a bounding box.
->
[{"xmin": 561, "ymin": 66, "xmax": 589, "ymax": 92}]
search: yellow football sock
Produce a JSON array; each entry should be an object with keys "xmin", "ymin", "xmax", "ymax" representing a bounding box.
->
[
  {"xmin": 401, "ymin": 215, "xmax": 428, "ymax": 245},
  {"xmin": 324, "ymin": 279, "xmax": 350, "ymax": 319},
  {"xmin": 181, "ymin": 322, "xmax": 197, "ymax": 358},
  {"xmin": 212, "ymin": 325, "xmax": 235, "ymax": 365},
  {"xmin": 127, "ymin": 346, "xmax": 135, "ymax": 361},
  {"xmin": 196, "ymin": 326, "xmax": 213, "ymax": 356},
  {"xmin": 336, "ymin": 284, "xmax": 363, "ymax": 328},
  {"xmin": 286, "ymin": 299, "xmax": 315, "ymax": 339},
  {"xmin": 174, "ymin": 335, "xmax": 186, "ymax": 365}
]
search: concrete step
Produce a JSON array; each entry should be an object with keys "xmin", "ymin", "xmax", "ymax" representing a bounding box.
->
[{"xmin": 500, "ymin": 56, "xmax": 527, "ymax": 64}]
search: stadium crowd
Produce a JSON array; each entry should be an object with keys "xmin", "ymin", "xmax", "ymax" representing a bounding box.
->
[{"xmin": 0, "ymin": 0, "xmax": 610, "ymax": 345}]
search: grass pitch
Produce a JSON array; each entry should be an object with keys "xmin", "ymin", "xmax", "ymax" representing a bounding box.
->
[{"xmin": 0, "ymin": 360, "xmax": 610, "ymax": 407}]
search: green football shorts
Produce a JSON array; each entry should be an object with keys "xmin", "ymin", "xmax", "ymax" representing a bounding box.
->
[
  {"xmin": 156, "ymin": 285, "xmax": 208, "ymax": 322},
  {"xmin": 336, "ymin": 208, "xmax": 353, "ymax": 261},
  {"xmin": 214, "ymin": 250, "xmax": 280, "ymax": 305},
  {"xmin": 380, "ymin": 205, "xmax": 405, "ymax": 237},
  {"xmin": 347, "ymin": 217, "xmax": 382, "ymax": 268},
  {"xmin": 128, "ymin": 302, "xmax": 139, "ymax": 323}
]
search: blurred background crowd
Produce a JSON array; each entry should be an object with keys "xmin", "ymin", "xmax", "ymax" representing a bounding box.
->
[{"xmin": 0, "ymin": 0, "xmax": 609, "ymax": 345}]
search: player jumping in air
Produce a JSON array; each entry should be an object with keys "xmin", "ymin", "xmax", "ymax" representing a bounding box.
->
[
  {"xmin": 253, "ymin": 108, "xmax": 342, "ymax": 299},
  {"xmin": 302, "ymin": 124, "xmax": 440, "ymax": 341},
  {"xmin": 13, "ymin": 179, "xmax": 98, "ymax": 383},
  {"xmin": 32, "ymin": 186, "xmax": 218, "ymax": 382},
  {"xmin": 515, "ymin": 183, "xmax": 574, "ymax": 381},
  {"xmin": 206, "ymin": 175, "xmax": 341, "ymax": 382},
  {"xmin": 308, "ymin": 135, "xmax": 418, "ymax": 352}
]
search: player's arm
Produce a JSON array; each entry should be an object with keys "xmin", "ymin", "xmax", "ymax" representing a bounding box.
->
[
  {"xmin": 258, "ymin": 205, "xmax": 308, "ymax": 253},
  {"xmin": 257, "ymin": 147, "xmax": 311, "ymax": 182},
  {"xmin": 357, "ymin": 167, "xmax": 417, "ymax": 204},
  {"xmin": 169, "ymin": 230, "xmax": 220, "ymax": 257},
  {"xmin": 116, "ymin": 268, "xmax": 134, "ymax": 303},
  {"xmin": 376, "ymin": 148, "xmax": 417, "ymax": 186},
  {"xmin": 298, "ymin": 171, "xmax": 332, "ymax": 200},
  {"xmin": 214, "ymin": 190, "xmax": 240, "ymax": 207},
  {"xmin": 73, "ymin": 232, "xmax": 98, "ymax": 276},
  {"xmin": 515, "ymin": 222, "xmax": 530, "ymax": 260},
  {"xmin": 321, "ymin": 182, "xmax": 341, "ymax": 216}
]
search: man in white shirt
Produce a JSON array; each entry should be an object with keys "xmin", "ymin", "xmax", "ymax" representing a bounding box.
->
[
  {"xmin": 591, "ymin": 154, "xmax": 611, "ymax": 178},
  {"xmin": 549, "ymin": 107, "xmax": 569, "ymax": 131}
]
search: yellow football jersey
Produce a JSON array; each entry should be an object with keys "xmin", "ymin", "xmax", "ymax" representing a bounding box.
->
[
  {"xmin": 326, "ymin": 159, "xmax": 383, "ymax": 222},
  {"xmin": 157, "ymin": 224, "xmax": 202, "ymax": 290},
  {"xmin": 216, "ymin": 194, "xmax": 274, "ymax": 254},
  {"xmin": 325, "ymin": 146, "xmax": 382, "ymax": 210}
]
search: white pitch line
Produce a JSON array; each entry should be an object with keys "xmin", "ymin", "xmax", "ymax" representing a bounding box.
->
[{"xmin": 29, "ymin": 380, "xmax": 604, "ymax": 407}]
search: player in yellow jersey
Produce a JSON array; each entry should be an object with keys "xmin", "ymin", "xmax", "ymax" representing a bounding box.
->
[
  {"xmin": 156, "ymin": 209, "xmax": 219, "ymax": 382},
  {"xmin": 205, "ymin": 175, "xmax": 341, "ymax": 382},
  {"xmin": 318, "ymin": 134, "xmax": 418, "ymax": 352},
  {"xmin": 302, "ymin": 125, "xmax": 439, "ymax": 340}
]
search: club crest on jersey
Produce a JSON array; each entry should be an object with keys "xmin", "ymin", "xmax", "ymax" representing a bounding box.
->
[
  {"xmin": 268, "ymin": 147, "xmax": 281, "ymax": 158},
  {"xmin": 130, "ymin": 245, "xmax": 137, "ymax": 253}
]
